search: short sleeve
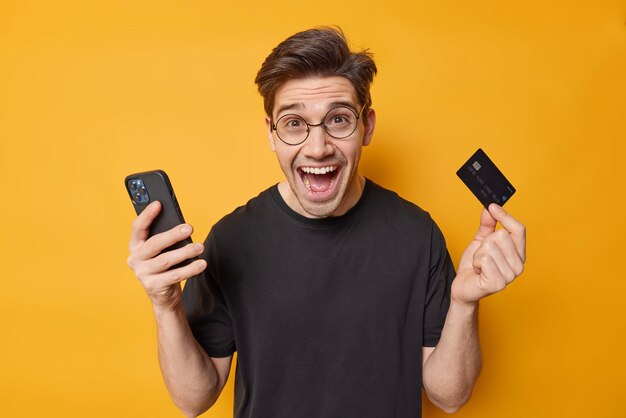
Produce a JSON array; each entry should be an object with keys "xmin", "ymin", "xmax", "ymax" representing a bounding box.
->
[
  {"xmin": 182, "ymin": 231, "xmax": 236, "ymax": 358},
  {"xmin": 422, "ymin": 221, "xmax": 456, "ymax": 347}
]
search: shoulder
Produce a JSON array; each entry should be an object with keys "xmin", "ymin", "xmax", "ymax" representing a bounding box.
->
[
  {"xmin": 364, "ymin": 180, "xmax": 433, "ymax": 225},
  {"xmin": 209, "ymin": 185, "xmax": 278, "ymax": 239},
  {"xmin": 364, "ymin": 180, "xmax": 448, "ymax": 245}
]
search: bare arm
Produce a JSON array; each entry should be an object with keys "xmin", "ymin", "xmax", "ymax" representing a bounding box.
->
[
  {"xmin": 422, "ymin": 301, "xmax": 481, "ymax": 413},
  {"xmin": 422, "ymin": 204, "xmax": 526, "ymax": 413},
  {"xmin": 127, "ymin": 201, "xmax": 232, "ymax": 417},
  {"xmin": 154, "ymin": 305, "xmax": 232, "ymax": 417}
]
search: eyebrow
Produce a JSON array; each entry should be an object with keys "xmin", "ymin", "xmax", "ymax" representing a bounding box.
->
[
  {"xmin": 275, "ymin": 102, "xmax": 304, "ymax": 117},
  {"xmin": 274, "ymin": 101, "xmax": 358, "ymax": 119}
]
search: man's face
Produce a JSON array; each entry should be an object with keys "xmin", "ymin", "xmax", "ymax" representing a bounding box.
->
[{"xmin": 266, "ymin": 76, "xmax": 376, "ymax": 218}]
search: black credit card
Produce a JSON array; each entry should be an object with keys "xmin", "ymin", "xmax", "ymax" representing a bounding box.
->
[{"xmin": 456, "ymin": 148, "xmax": 516, "ymax": 208}]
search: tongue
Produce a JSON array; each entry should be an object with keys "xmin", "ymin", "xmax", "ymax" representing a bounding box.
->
[{"xmin": 305, "ymin": 172, "xmax": 333, "ymax": 193}]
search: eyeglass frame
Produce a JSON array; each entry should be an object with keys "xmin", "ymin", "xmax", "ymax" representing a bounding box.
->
[{"xmin": 271, "ymin": 103, "xmax": 367, "ymax": 146}]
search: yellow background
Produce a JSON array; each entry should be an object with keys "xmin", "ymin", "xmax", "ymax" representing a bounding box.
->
[{"xmin": 1, "ymin": 1, "xmax": 625, "ymax": 417}]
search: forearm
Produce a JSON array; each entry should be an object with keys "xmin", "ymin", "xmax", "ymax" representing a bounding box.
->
[
  {"xmin": 422, "ymin": 299, "xmax": 482, "ymax": 413},
  {"xmin": 154, "ymin": 305, "xmax": 221, "ymax": 417}
]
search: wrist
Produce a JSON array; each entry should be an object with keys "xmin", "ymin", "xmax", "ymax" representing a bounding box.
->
[
  {"xmin": 449, "ymin": 296, "xmax": 479, "ymax": 316},
  {"xmin": 148, "ymin": 285, "xmax": 184, "ymax": 316},
  {"xmin": 450, "ymin": 270, "xmax": 484, "ymax": 308},
  {"xmin": 152, "ymin": 299, "xmax": 185, "ymax": 320}
]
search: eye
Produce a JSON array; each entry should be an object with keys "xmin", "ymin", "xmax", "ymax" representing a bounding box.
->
[
  {"xmin": 288, "ymin": 119, "xmax": 302, "ymax": 127},
  {"xmin": 279, "ymin": 116, "xmax": 306, "ymax": 131},
  {"xmin": 326, "ymin": 110, "xmax": 353, "ymax": 126}
]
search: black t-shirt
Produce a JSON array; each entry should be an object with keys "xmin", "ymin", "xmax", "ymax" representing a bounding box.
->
[{"xmin": 182, "ymin": 180, "xmax": 455, "ymax": 418}]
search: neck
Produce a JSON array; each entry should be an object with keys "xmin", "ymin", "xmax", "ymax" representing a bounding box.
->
[{"xmin": 278, "ymin": 174, "xmax": 366, "ymax": 219}]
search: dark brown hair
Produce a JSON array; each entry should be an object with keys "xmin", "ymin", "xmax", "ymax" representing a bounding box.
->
[{"xmin": 255, "ymin": 27, "xmax": 377, "ymax": 120}]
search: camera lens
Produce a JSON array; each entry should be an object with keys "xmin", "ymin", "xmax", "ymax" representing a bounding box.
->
[
  {"xmin": 133, "ymin": 193, "xmax": 142, "ymax": 202},
  {"xmin": 129, "ymin": 181, "xmax": 137, "ymax": 191},
  {"xmin": 139, "ymin": 186, "xmax": 147, "ymax": 196}
]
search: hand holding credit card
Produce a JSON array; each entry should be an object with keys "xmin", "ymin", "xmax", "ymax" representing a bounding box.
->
[
  {"xmin": 453, "ymin": 148, "xmax": 527, "ymax": 305},
  {"xmin": 456, "ymin": 148, "xmax": 516, "ymax": 208}
]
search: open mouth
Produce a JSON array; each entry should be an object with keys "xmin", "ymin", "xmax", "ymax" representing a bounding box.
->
[{"xmin": 298, "ymin": 165, "xmax": 340, "ymax": 195}]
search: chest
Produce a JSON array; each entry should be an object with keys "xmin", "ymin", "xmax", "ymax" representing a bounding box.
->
[{"xmin": 218, "ymin": 223, "xmax": 430, "ymax": 342}]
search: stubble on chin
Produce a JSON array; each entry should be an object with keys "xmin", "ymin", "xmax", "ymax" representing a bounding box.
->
[
  {"xmin": 299, "ymin": 197, "xmax": 342, "ymax": 218},
  {"xmin": 282, "ymin": 178, "xmax": 340, "ymax": 218}
]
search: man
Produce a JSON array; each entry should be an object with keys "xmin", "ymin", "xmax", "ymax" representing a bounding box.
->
[{"xmin": 127, "ymin": 27, "xmax": 526, "ymax": 417}]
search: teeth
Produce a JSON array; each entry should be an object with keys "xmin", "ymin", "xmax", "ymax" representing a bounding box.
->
[{"xmin": 301, "ymin": 166, "xmax": 337, "ymax": 175}]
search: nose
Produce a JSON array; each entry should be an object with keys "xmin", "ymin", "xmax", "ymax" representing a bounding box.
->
[{"xmin": 302, "ymin": 123, "xmax": 334, "ymax": 160}]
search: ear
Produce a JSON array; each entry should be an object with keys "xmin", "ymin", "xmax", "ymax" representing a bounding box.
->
[
  {"xmin": 265, "ymin": 116, "xmax": 276, "ymax": 152},
  {"xmin": 362, "ymin": 108, "xmax": 376, "ymax": 147}
]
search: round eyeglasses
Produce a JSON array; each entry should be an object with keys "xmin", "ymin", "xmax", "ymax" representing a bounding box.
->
[{"xmin": 271, "ymin": 104, "xmax": 366, "ymax": 146}]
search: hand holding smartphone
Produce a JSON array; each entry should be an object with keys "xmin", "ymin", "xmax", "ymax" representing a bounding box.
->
[
  {"xmin": 125, "ymin": 170, "xmax": 206, "ymax": 308},
  {"xmin": 125, "ymin": 170, "xmax": 196, "ymax": 267}
]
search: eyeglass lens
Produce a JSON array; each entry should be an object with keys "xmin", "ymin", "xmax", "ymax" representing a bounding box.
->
[{"xmin": 274, "ymin": 106, "xmax": 360, "ymax": 145}]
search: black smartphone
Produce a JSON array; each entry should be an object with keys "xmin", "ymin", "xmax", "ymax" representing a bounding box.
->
[{"xmin": 124, "ymin": 169, "xmax": 196, "ymax": 268}]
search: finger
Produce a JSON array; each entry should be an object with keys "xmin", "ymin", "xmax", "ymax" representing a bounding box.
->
[
  {"xmin": 160, "ymin": 259, "xmax": 208, "ymax": 287},
  {"xmin": 487, "ymin": 204, "xmax": 526, "ymax": 261},
  {"xmin": 137, "ymin": 223, "xmax": 194, "ymax": 261},
  {"xmin": 474, "ymin": 238, "xmax": 517, "ymax": 285},
  {"xmin": 490, "ymin": 229, "xmax": 525, "ymax": 277},
  {"xmin": 473, "ymin": 253, "xmax": 508, "ymax": 294},
  {"xmin": 129, "ymin": 201, "xmax": 162, "ymax": 250},
  {"xmin": 474, "ymin": 207, "xmax": 497, "ymax": 242},
  {"xmin": 145, "ymin": 242, "xmax": 205, "ymax": 275}
]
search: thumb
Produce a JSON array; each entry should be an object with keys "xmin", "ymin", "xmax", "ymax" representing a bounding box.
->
[{"xmin": 474, "ymin": 206, "xmax": 497, "ymax": 241}]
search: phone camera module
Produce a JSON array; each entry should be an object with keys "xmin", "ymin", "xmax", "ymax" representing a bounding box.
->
[{"xmin": 128, "ymin": 179, "xmax": 150, "ymax": 204}]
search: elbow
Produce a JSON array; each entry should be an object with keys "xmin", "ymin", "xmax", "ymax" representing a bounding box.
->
[
  {"xmin": 175, "ymin": 393, "xmax": 218, "ymax": 418},
  {"xmin": 429, "ymin": 387, "xmax": 474, "ymax": 414},
  {"xmin": 182, "ymin": 410, "xmax": 206, "ymax": 418},
  {"xmin": 440, "ymin": 402, "xmax": 464, "ymax": 414},
  {"xmin": 441, "ymin": 406, "xmax": 460, "ymax": 415},
  {"xmin": 181, "ymin": 409, "xmax": 201, "ymax": 418},
  {"xmin": 178, "ymin": 402, "xmax": 212, "ymax": 418},
  {"xmin": 437, "ymin": 398, "xmax": 469, "ymax": 414},
  {"xmin": 170, "ymin": 371, "xmax": 223, "ymax": 417}
]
